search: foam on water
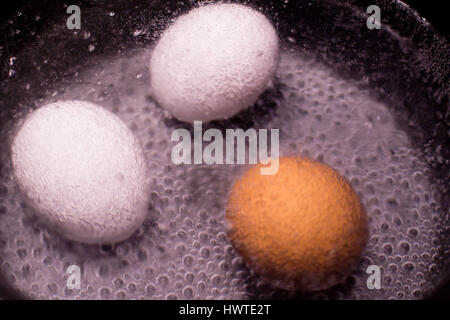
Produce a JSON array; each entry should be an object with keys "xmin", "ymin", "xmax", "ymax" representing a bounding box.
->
[{"xmin": 0, "ymin": 48, "xmax": 444, "ymax": 299}]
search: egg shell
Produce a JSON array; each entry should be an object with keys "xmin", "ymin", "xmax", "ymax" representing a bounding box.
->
[
  {"xmin": 150, "ymin": 3, "xmax": 279, "ymax": 122},
  {"xmin": 11, "ymin": 100, "xmax": 151, "ymax": 244}
]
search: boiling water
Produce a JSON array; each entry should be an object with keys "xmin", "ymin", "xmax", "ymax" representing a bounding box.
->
[{"xmin": 0, "ymin": 48, "xmax": 444, "ymax": 300}]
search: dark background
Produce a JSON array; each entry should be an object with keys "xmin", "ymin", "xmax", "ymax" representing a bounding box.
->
[
  {"xmin": 0, "ymin": 0, "xmax": 448, "ymax": 300},
  {"xmin": 0, "ymin": 0, "xmax": 448, "ymax": 39}
]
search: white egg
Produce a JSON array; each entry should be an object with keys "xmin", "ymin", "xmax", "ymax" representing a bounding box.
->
[
  {"xmin": 11, "ymin": 100, "xmax": 150, "ymax": 244},
  {"xmin": 150, "ymin": 3, "xmax": 279, "ymax": 122}
]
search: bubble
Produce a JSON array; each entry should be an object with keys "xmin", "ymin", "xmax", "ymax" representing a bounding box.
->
[
  {"xmin": 157, "ymin": 275, "xmax": 170, "ymax": 288},
  {"xmin": 183, "ymin": 255, "xmax": 194, "ymax": 268},
  {"xmin": 176, "ymin": 244, "xmax": 186, "ymax": 255},
  {"xmin": 200, "ymin": 248, "xmax": 211, "ymax": 258},
  {"xmin": 183, "ymin": 287, "xmax": 194, "ymax": 298},
  {"xmin": 412, "ymin": 289, "xmax": 422, "ymax": 298},
  {"xmin": 146, "ymin": 284, "xmax": 156, "ymax": 297},
  {"xmin": 100, "ymin": 288, "xmax": 111, "ymax": 299},
  {"xmin": 145, "ymin": 268, "xmax": 155, "ymax": 279},
  {"xmin": 21, "ymin": 264, "xmax": 31, "ymax": 279},
  {"xmin": 185, "ymin": 272, "xmax": 195, "ymax": 283},
  {"xmin": 127, "ymin": 283, "xmax": 136, "ymax": 293},
  {"xmin": 137, "ymin": 249, "xmax": 148, "ymax": 262},
  {"xmin": 103, "ymin": 276, "xmax": 118, "ymax": 291},
  {"xmin": 17, "ymin": 249, "xmax": 27, "ymax": 259},
  {"xmin": 211, "ymin": 275, "xmax": 222, "ymax": 286},
  {"xmin": 408, "ymin": 228, "xmax": 419, "ymax": 238},
  {"xmin": 383, "ymin": 244, "xmax": 393, "ymax": 255},
  {"xmin": 403, "ymin": 263, "xmax": 414, "ymax": 273},
  {"xmin": 98, "ymin": 264, "xmax": 109, "ymax": 278},
  {"xmin": 399, "ymin": 241, "xmax": 411, "ymax": 255}
]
